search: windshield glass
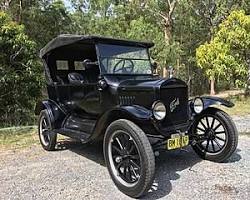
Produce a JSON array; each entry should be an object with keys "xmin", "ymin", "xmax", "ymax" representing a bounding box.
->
[{"xmin": 97, "ymin": 44, "xmax": 152, "ymax": 75}]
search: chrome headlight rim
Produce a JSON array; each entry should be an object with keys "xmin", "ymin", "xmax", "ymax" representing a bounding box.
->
[
  {"xmin": 152, "ymin": 101, "xmax": 166, "ymax": 121},
  {"xmin": 193, "ymin": 97, "xmax": 204, "ymax": 114}
]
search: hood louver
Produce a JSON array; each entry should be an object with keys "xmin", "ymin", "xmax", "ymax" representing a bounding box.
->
[{"xmin": 119, "ymin": 96, "xmax": 136, "ymax": 105}]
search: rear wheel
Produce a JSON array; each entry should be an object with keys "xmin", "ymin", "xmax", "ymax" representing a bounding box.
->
[
  {"xmin": 38, "ymin": 110, "xmax": 57, "ymax": 151},
  {"xmin": 103, "ymin": 119, "xmax": 155, "ymax": 198},
  {"xmin": 191, "ymin": 107, "xmax": 238, "ymax": 162}
]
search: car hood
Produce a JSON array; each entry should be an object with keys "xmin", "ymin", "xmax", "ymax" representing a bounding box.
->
[
  {"xmin": 104, "ymin": 75, "xmax": 187, "ymax": 109},
  {"xmin": 117, "ymin": 77, "xmax": 187, "ymax": 91}
]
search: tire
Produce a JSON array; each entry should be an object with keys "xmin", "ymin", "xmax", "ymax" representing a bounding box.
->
[
  {"xmin": 103, "ymin": 119, "xmax": 155, "ymax": 198},
  {"xmin": 191, "ymin": 107, "xmax": 238, "ymax": 162},
  {"xmin": 38, "ymin": 110, "xmax": 57, "ymax": 151}
]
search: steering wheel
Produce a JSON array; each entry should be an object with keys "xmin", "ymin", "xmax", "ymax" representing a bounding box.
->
[{"xmin": 113, "ymin": 59, "xmax": 134, "ymax": 74}]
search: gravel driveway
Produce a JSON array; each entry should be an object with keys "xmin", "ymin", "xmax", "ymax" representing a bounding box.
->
[{"xmin": 0, "ymin": 116, "xmax": 250, "ymax": 200}]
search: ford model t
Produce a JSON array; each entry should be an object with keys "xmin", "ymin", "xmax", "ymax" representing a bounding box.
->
[{"xmin": 35, "ymin": 35, "xmax": 238, "ymax": 198}]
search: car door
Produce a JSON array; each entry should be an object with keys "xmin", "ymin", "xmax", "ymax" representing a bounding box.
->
[{"xmin": 67, "ymin": 61, "xmax": 101, "ymax": 116}]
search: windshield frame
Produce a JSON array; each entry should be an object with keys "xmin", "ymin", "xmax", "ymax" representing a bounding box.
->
[{"xmin": 95, "ymin": 43, "xmax": 153, "ymax": 76}]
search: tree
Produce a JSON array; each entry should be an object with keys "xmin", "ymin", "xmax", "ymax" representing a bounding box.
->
[
  {"xmin": 0, "ymin": 11, "xmax": 43, "ymax": 126},
  {"xmin": 0, "ymin": 0, "xmax": 40, "ymax": 23},
  {"xmin": 21, "ymin": 0, "xmax": 72, "ymax": 49},
  {"xmin": 196, "ymin": 10, "xmax": 250, "ymax": 95},
  {"xmin": 190, "ymin": 0, "xmax": 248, "ymax": 94},
  {"xmin": 141, "ymin": 0, "xmax": 179, "ymax": 77},
  {"xmin": 142, "ymin": 0, "xmax": 178, "ymax": 45}
]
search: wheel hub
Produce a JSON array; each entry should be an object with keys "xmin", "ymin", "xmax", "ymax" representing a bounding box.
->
[
  {"xmin": 121, "ymin": 149, "xmax": 129, "ymax": 156},
  {"xmin": 206, "ymin": 128, "xmax": 215, "ymax": 138}
]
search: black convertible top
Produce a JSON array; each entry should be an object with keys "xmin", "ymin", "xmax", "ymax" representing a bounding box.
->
[{"xmin": 40, "ymin": 34, "xmax": 154, "ymax": 58}]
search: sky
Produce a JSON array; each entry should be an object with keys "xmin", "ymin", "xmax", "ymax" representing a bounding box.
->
[{"xmin": 63, "ymin": 0, "xmax": 72, "ymax": 10}]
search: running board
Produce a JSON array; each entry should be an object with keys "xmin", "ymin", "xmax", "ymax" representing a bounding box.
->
[{"xmin": 56, "ymin": 128, "xmax": 92, "ymax": 143}]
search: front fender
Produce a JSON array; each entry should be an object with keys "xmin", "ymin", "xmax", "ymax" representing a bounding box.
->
[
  {"xmin": 201, "ymin": 96, "xmax": 234, "ymax": 109},
  {"xmin": 92, "ymin": 105, "xmax": 152, "ymax": 139},
  {"xmin": 96, "ymin": 105, "xmax": 152, "ymax": 128},
  {"xmin": 189, "ymin": 96, "xmax": 234, "ymax": 117},
  {"xmin": 119, "ymin": 105, "xmax": 153, "ymax": 120}
]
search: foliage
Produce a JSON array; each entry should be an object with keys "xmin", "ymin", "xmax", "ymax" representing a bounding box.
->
[
  {"xmin": 0, "ymin": 11, "xmax": 43, "ymax": 127},
  {"xmin": 196, "ymin": 10, "xmax": 250, "ymax": 89},
  {"xmin": 21, "ymin": 0, "xmax": 72, "ymax": 49}
]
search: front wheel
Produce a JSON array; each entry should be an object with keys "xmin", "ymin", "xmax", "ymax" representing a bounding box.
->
[
  {"xmin": 191, "ymin": 107, "xmax": 238, "ymax": 162},
  {"xmin": 103, "ymin": 119, "xmax": 155, "ymax": 198}
]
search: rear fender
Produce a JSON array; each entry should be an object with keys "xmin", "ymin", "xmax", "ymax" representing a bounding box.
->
[{"xmin": 35, "ymin": 100, "xmax": 66, "ymax": 128}]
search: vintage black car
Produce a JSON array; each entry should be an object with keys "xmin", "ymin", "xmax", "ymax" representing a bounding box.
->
[{"xmin": 35, "ymin": 34, "xmax": 238, "ymax": 198}]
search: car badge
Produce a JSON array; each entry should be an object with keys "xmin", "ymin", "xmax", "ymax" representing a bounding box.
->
[{"xmin": 170, "ymin": 98, "xmax": 180, "ymax": 112}]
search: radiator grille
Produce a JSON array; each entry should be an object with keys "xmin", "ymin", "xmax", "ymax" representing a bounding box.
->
[{"xmin": 160, "ymin": 87, "xmax": 189, "ymax": 126}]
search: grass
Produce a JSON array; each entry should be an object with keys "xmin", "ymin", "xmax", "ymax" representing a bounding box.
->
[
  {"xmin": 0, "ymin": 126, "xmax": 38, "ymax": 150},
  {"xmin": 219, "ymin": 95, "xmax": 250, "ymax": 116},
  {"xmin": 0, "ymin": 126, "xmax": 69, "ymax": 150}
]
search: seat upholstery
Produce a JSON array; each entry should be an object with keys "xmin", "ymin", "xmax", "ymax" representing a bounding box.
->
[
  {"xmin": 85, "ymin": 66, "xmax": 100, "ymax": 83},
  {"xmin": 68, "ymin": 72, "xmax": 85, "ymax": 84},
  {"xmin": 56, "ymin": 75, "xmax": 64, "ymax": 84}
]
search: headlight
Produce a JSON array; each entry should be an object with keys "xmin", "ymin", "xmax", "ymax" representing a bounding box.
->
[
  {"xmin": 152, "ymin": 101, "xmax": 166, "ymax": 120},
  {"xmin": 193, "ymin": 98, "xmax": 204, "ymax": 114}
]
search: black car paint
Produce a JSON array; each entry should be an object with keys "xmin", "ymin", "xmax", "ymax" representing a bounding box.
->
[
  {"xmin": 36, "ymin": 35, "xmax": 234, "ymax": 144},
  {"xmin": 202, "ymin": 96, "xmax": 234, "ymax": 108}
]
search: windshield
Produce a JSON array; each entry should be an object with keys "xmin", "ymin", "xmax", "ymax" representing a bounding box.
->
[{"xmin": 97, "ymin": 44, "xmax": 152, "ymax": 75}]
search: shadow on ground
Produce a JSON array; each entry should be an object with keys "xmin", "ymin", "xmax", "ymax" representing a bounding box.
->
[
  {"xmin": 56, "ymin": 139, "xmax": 105, "ymax": 165},
  {"xmin": 55, "ymin": 139, "xmax": 242, "ymax": 199}
]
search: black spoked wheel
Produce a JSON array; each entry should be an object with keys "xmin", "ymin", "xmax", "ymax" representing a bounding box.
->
[
  {"xmin": 104, "ymin": 119, "xmax": 155, "ymax": 198},
  {"xmin": 38, "ymin": 110, "xmax": 57, "ymax": 151},
  {"xmin": 194, "ymin": 114, "xmax": 227, "ymax": 153},
  {"xmin": 108, "ymin": 131, "xmax": 141, "ymax": 186},
  {"xmin": 191, "ymin": 107, "xmax": 238, "ymax": 162}
]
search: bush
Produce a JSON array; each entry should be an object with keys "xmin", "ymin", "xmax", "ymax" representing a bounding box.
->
[{"xmin": 0, "ymin": 12, "xmax": 43, "ymax": 127}]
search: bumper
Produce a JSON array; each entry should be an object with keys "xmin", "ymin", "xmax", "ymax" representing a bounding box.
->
[
  {"xmin": 153, "ymin": 120, "xmax": 192, "ymax": 137},
  {"xmin": 137, "ymin": 118, "xmax": 193, "ymax": 138}
]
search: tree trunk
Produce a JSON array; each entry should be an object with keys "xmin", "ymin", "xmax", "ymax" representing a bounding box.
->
[
  {"xmin": 162, "ymin": 0, "xmax": 178, "ymax": 77},
  {"xmin": 17, "ymin": 0, "xmax": 22, "ymax": 23},
  {"xmin": 164, "ymin": 19, "xmax": 172, "ymax": 45},
  {"xmin": 246, "ymin": 68, "xmax": 250, "ymax": 96},
  {"xmin": 210, "ymin": 78, "xmax": 215, "ymax": 95},
  {"xmin": 163, "ymin": 67, "xmax": 168, "ymax": 78},
  {"xmin": 163, "ymin": 0, "xmax": 178, "ymax": 45}
]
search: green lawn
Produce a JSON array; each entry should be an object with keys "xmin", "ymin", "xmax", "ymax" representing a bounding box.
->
[
  {"xmin": 0, "ymin": 126, "xmax": 38, "ymax": 150},
  {"xmin": 0, "ymin": 126, "xmax": 69, "ymax": 150}
]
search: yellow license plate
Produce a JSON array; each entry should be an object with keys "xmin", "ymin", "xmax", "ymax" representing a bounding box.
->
[{"xmin": 167, "ymin": 135, "xmax": 189, "ymax": 150}]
